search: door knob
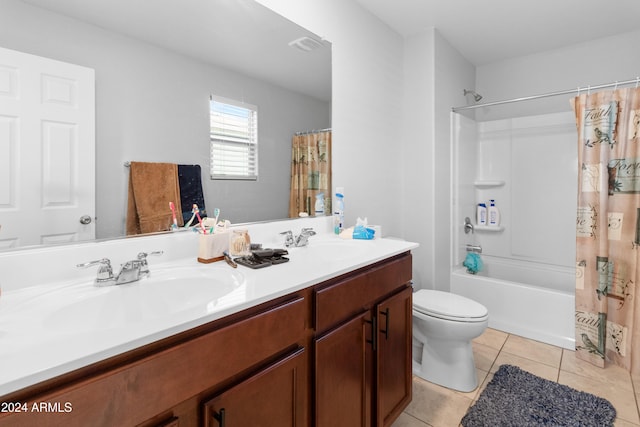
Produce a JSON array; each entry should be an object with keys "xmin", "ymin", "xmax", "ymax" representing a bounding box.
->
[{"xmin": 79, "ymin": 215, "xmax": 93, "ymax": 225}]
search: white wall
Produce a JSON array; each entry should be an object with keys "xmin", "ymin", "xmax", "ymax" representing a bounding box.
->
[
  {"xmin": 477, "ymin": 29, "xmax": 640, "ymax": 119},
  {"xmin": 0, "ymin": 0, "xmax": 330, "ymax": 238},
  {"xmin": 257, "ymin": 2, "xmax": 477, "ymax": 290},
  {"xmin": 402, "ymin": 29, "xmax": 435, "ymax": 290},
  {"xmin": 257, "ymin": 0, "xmax": 405, "ymax": 239},
  {"xmin": 433, "ymin": 31, "xmax": 475, "ymax": 290},
  {"xmin": 401, "ymin": 28, "xmax": 475, "ymax": 290}
]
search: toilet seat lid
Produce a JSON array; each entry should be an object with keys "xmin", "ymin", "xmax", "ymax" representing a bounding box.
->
[{"xmin": 413, "ymin": 290, "xmax": 488, "ymax": 321}]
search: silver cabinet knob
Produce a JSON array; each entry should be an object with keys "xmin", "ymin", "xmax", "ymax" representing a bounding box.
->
[{"xmin": 79, "ymin": 215, "xmax": 93, "ymax": 225}]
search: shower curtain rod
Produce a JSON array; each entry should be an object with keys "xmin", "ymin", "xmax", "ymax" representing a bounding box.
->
[
  {"xmin": 295, "ymin": 127, "xmax": 332, "ymax": 136},
  {"xmin": 451, "ymin": 76, "xmax": 640, "ymax": 112}
]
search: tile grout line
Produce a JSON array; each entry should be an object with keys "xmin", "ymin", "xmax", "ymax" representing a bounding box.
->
[
  {"xmin": 488, "ymin": 332, "xmax": 510, "ymax": 373},
  {"xmin": 402, "ymin": 411, "xmax": 431, "ymax": 426},
  {"xmin": 557, "ymin": 348, "xmax": 564, "ymax": 383}
]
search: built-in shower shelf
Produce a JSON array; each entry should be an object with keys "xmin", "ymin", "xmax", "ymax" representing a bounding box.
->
[
  {"xmin": 474, "ymin": 225, "xmax": 505, "ymax": 232},
  {"xmin": 474, "ymin": 180, "xmax": 505, "ymax": 188}
]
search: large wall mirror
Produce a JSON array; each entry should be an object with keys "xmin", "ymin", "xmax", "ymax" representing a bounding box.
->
[{"xmin": 0, "ymin": 0, "xmax": 331, "ymax": 251}]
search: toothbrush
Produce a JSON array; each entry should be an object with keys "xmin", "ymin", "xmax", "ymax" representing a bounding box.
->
[
  {"xmin": 169, "ymin": 202, "xmax": 178, "ymax": 230},
  {"xmin": 213, "ymin": 207, "xmax": 220, "ymax": 231},
  {"xmin": 184, "ymin": 205, "xmax": 197, "ymax": 228},
  {"xmin": 193, "ymin": 204, "xmax": 207, "ymax": 234}
]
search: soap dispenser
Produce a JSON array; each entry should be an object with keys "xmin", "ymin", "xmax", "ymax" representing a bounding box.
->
[
  {"xmin": 315, "ymin": 193, "xmax": 325, "ymax": 216},
  {"xmin": 477, "ymin": 203, "xmax": 487, "ymax": 226},
  {"xmin": 334, "ymin": 187, "xmax": 344, "ymax": 234},
  {"xmin": 488, "ymin": 199, "xmax": 501, "ymax": 226}
]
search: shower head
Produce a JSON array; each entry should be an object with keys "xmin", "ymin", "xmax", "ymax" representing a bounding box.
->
[{"xmin": 463, "ymin": 89, "xmax": 483, "ymax": 102}]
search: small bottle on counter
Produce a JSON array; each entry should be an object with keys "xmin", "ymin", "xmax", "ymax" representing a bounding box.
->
[
  {"xmin": 334, "ymin": 188, "xmax": 344, "ymax": 234},
  {"xmin": 229, "ymin": 229, "xmax": 251, "ymax": 256}
]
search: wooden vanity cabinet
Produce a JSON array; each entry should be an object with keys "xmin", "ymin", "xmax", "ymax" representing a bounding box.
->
[
  {"xmin": 315, "ymin": 311, "xmax": 374, "ymax": 427},
  {"xmin": 0, "ymin": 252, "xmax": 413, "ymax": 427},
  {"xmin": 203, "ymin": 348, "xmax": 307, "ymax": 427},
  {"xmin": 376, "ymin": 286, "xmax": 413, "ymax": 426},
  {"xmin": 314, "ymin": 253, "xmax": 413, "ymax": 427},
  {"xmin": 0, "ymin": 295, "xmax": 309, "ymax": 427}
]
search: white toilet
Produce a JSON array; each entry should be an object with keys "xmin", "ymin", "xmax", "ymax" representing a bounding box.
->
[{"xmin": 412, "ymin": 289, "xmax": 489, "ymax": 392}]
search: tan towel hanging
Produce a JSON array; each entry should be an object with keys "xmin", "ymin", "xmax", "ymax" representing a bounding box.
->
[{"xmin": 126, "ymin": 161, "xmax": 184, "ymax": 235}]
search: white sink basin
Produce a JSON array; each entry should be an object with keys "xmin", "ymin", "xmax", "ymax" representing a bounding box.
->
[{"xmin": 42, "ymin": 266, "xmax": 245, "ymax": 332}]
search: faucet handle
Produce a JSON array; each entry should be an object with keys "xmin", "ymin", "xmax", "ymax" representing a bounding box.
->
[
  {"xmin": 136, "ymin": 251, "xmax": 163, "ymax": 275},
  {"xmin": 77, "ymin": 258, "xmax": 114, "ymax": 282},
  {"xmin": 280, "ymin": 230, "xmax": 294, "ymax": 247},
  {"xmin": 137, "ymin": 250, "xmax": 163, "ymax": 260}
]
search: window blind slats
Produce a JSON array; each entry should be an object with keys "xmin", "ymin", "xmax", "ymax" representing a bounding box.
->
[{"xmin": 210, "ymin": 97, "xmax": 258, "ymax": 180}]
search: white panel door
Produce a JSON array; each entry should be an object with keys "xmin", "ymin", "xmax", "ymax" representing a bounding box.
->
[{"xmin": 0, "ymin": 46, "xmax": 95, "ymax": 249}]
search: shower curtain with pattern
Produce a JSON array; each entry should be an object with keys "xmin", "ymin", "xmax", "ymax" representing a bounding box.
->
[
  {"xmin": 572, "ymin": 87, "xmax": 640, "ymax": 373},
  {"xmin": 288, "ymin": 130, "xmax": 332, "ymax": 218}
]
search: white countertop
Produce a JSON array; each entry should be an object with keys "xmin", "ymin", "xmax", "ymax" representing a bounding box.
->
[{"xmin": 0, "ymin": 225, "xmax": 417, "ymax": 396}]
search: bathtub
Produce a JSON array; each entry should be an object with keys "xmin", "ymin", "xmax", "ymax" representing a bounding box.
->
[{"xmin": 450, "ymin": 255, "xmax": 575, "ymax": 350}]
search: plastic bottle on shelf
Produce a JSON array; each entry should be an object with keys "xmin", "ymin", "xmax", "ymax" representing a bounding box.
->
[
  {"xmin": 477, "ymin": 203, "xmax": 487, "ymax": 226},
  {"xmin": 488, "ymin": 199, "xmax": 501, "ymax": 226}
]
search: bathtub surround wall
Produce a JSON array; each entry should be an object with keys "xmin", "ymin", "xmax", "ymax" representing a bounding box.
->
[
  {"xmin": 451, "ymin": 110, "xmax": 578, "ymax": 348},
  {"xmin": 452, "ymin": 111, "xmax": 578, "ymax": 270},
  {"xmin": 475, "ymin": 111, "xmax": 577, "ymax": 267}
]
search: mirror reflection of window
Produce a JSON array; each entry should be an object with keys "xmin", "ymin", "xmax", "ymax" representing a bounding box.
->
[{"xmin": 210, "ymin": 95, "xmax": 258, "ymax": 181}]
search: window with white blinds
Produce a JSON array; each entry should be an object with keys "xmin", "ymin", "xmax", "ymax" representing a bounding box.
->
[{"xmin": 210, "ymin": 96, "xmax": 258, "ymax": 180}]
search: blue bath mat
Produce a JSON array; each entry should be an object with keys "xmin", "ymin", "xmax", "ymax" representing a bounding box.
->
[{"xmin": 461, "ymin": 364, "xmax": 616, "ymax": 426}]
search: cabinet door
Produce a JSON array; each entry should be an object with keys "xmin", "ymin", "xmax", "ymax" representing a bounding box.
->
[
  {"xmin": 204, "ymin": 348, "xmax": 307, "ymax": 427},
  {"xmin": 315, "ymin": 311, "xmax": 373, "ymax": 427},
  {"xmin": 376, "ymin": 286, "xmax": 412, "ymax": 427}
]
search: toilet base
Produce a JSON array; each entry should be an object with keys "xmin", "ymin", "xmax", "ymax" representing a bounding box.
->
[{"xmin": 412, "ymin": 337, "xmax": 478, "ymax": 392}]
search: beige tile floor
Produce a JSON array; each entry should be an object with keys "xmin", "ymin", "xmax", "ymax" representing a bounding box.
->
[{"xmin": 392, "ymin": 328, "xmax": 640, "ymax": 427}]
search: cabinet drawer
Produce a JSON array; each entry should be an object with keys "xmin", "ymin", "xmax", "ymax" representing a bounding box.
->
[
  {"xmin": 0, "ymin": 296, "xmax": 306, "ymax": 427},
  {"xmin": 314, "ymin": 253, "xmax": 411, "ymax": 334}
]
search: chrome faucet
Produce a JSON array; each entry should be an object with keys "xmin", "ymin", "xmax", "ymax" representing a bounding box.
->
[
  {"xmin": 464, "ymin": 217, "xmax": 474, "ymax": 234},
  {"xmin": 280, "ymin": 228, "xmax": 316, "ymax": 248},
  {"xmin": 77, "ymin": 251, "xmax": 163, "ymax": 287},
  {"xmin": 466, "ymin": 244, "xmax": 482, "ymax": 253},
  {"xmin": 76, "ymin": 258, "xmax": 115, "ymax": 286},
  {"xmin": 295, "ymin": 228, "xmax": 316, "ymax": 247},
  {"xmin": 136, "ymin": 251, "xmax": 163, "ymax": 277},
  {"xmin": 280, "ymin": 230, "xmax": 295, "ymax": 247}
]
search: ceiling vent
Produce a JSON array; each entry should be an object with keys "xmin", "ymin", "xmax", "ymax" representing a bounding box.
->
[{"xmin": 288, "ymin": 36, "xmax": 324, "ymax": 52}]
